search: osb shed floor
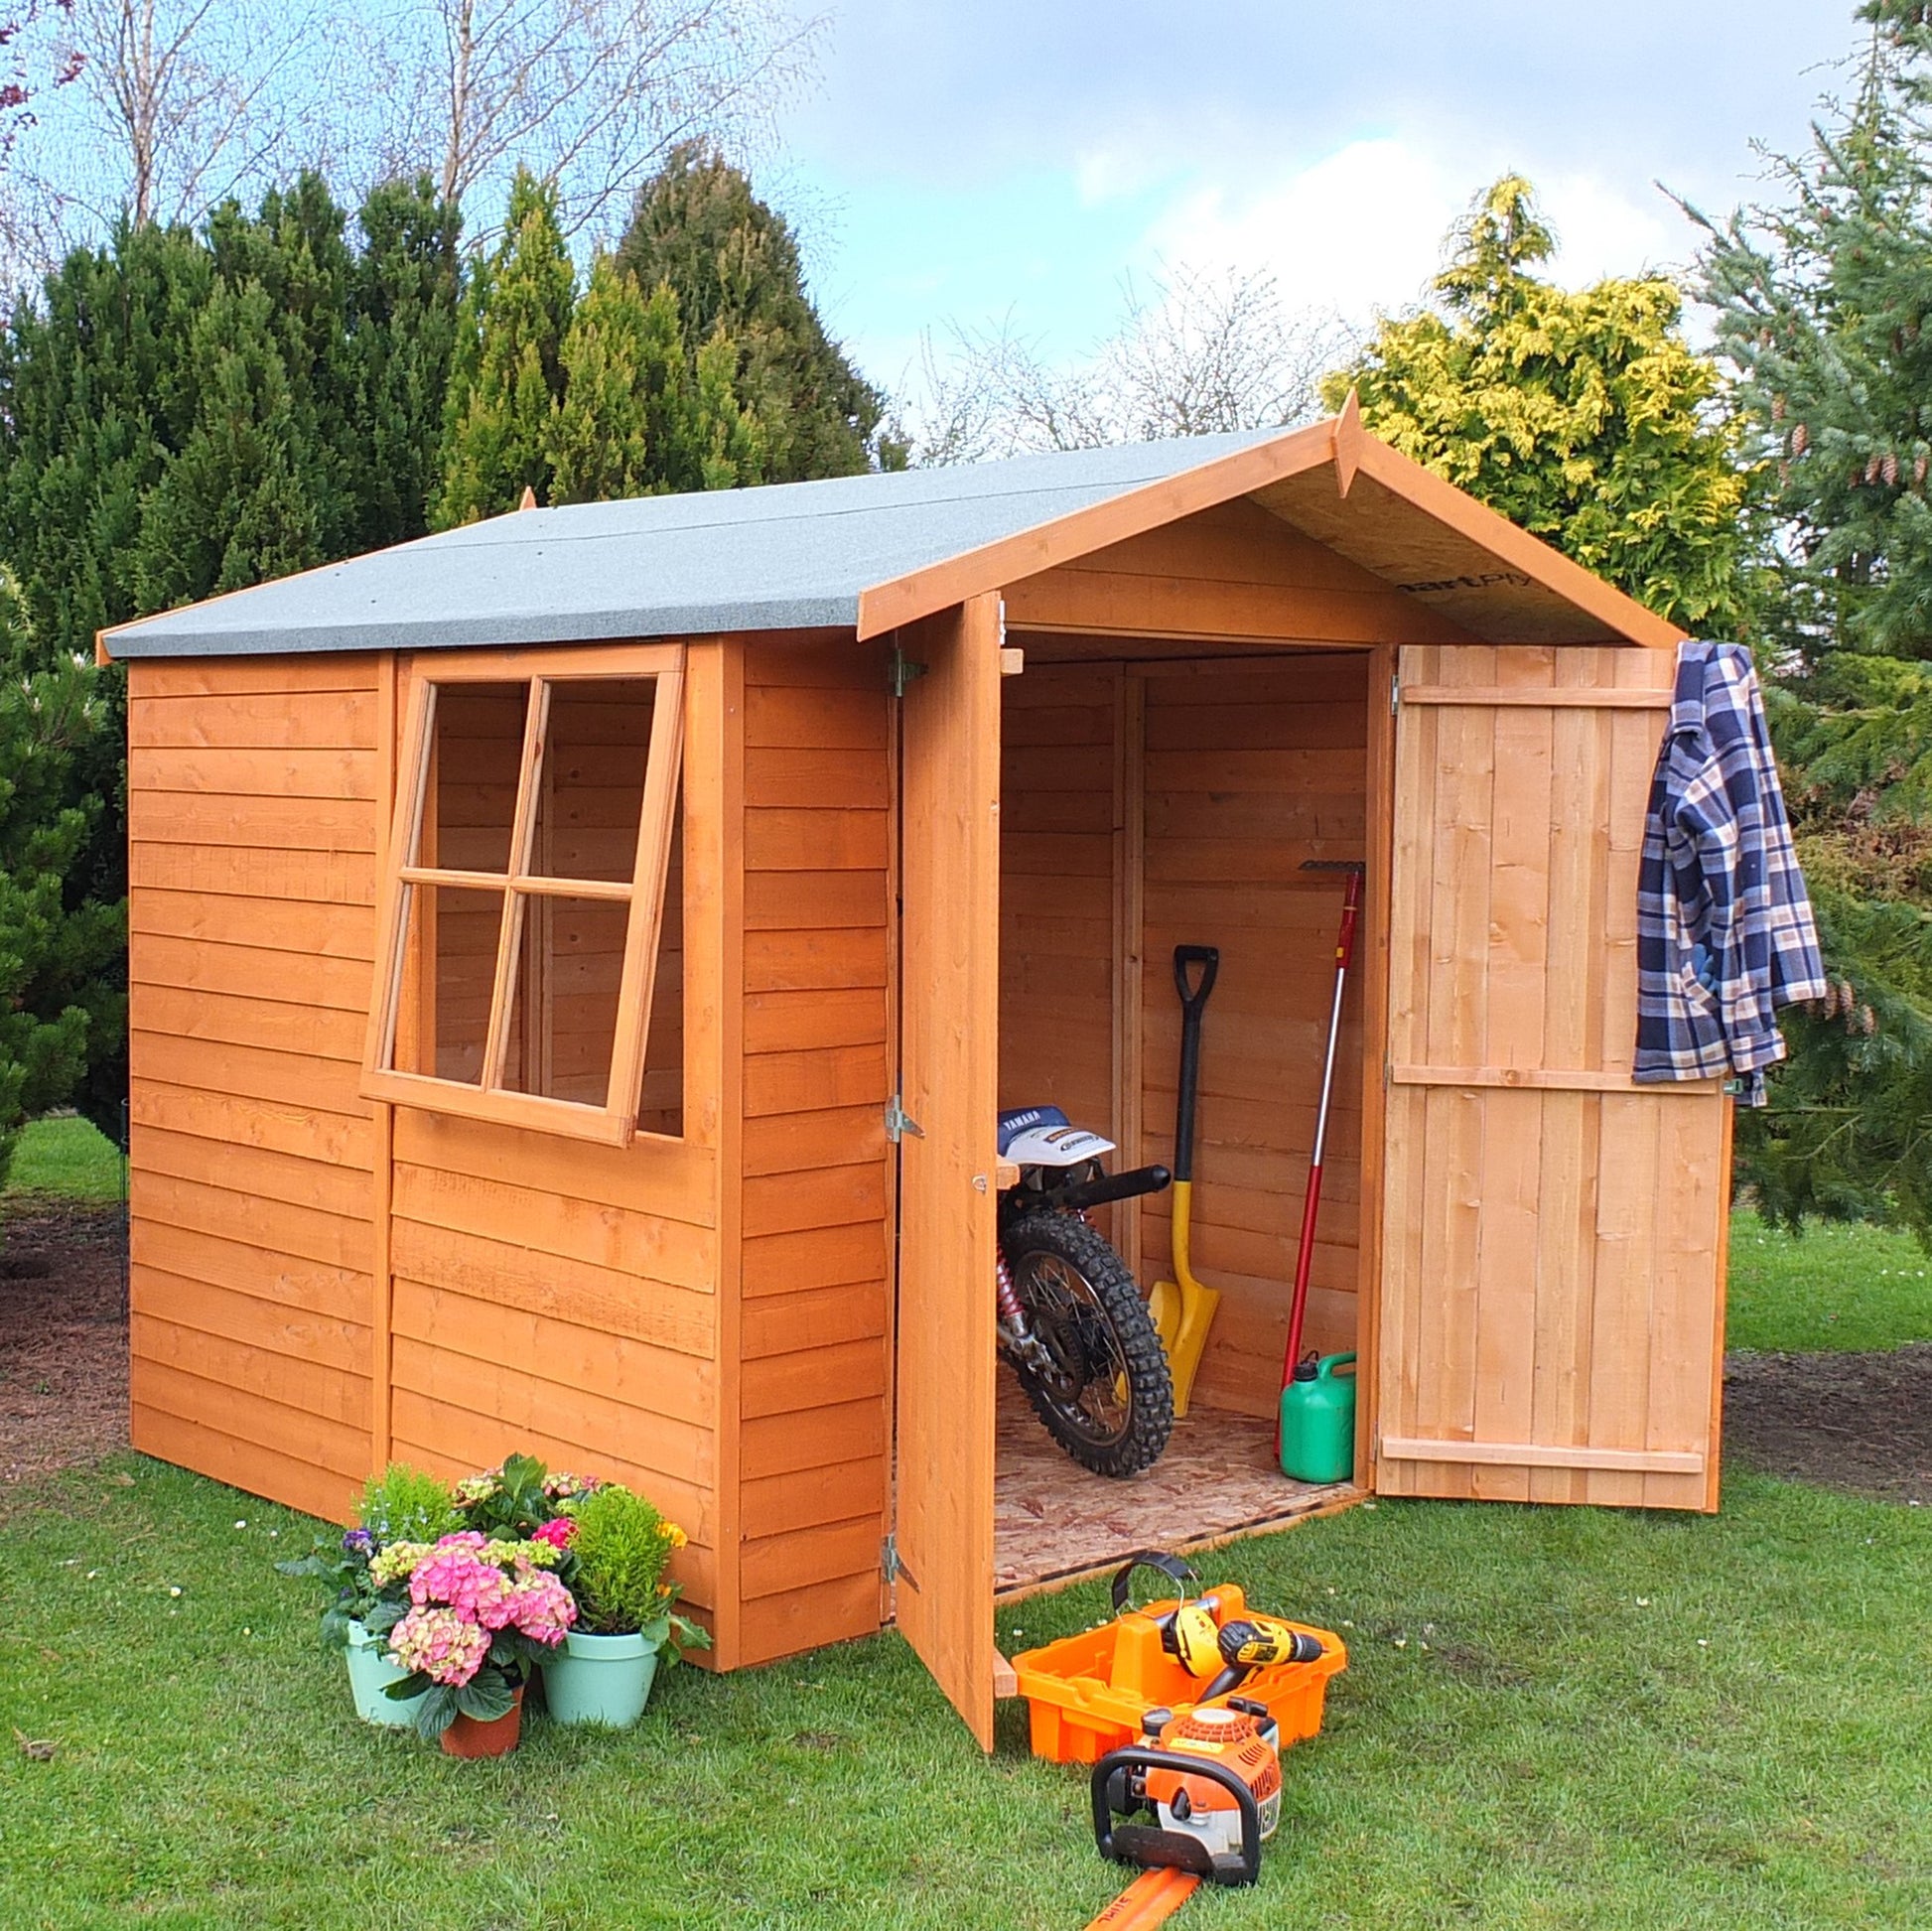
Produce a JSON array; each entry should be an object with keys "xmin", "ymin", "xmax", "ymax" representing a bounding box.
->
[{"xmin": 995, "ymin": 1378, "xmax": 1355, "ymax": 1596}]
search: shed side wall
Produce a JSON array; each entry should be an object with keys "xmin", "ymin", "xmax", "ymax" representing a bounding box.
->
[
  {"xmin": 128, "ymin": 655, "xmax": 383, "ymax": 1520},
  {"xmin": 734, "ymin": 636, "xmax": 895, "ymax": 1667}
]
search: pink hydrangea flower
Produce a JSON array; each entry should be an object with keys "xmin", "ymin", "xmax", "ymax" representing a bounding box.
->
[
  {"xmin": 390, "ymin": 1604, "xmax": 490, "ymax": 1687},
  {"xmin": 506, "ymin": 1571, "xmax": 577, "ymax": 1645},
  {"xmin": 531, "ymin": 1517, "xmax": 575, "ymax": 1552}
]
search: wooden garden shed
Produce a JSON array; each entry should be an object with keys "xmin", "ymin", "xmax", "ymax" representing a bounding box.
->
[{"xmin": 104, "ymin": 401, "xmax": 1732, "ymax": 1747}]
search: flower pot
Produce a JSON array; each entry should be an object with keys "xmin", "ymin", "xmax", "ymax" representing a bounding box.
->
[
  {"xmin": 344, "ymin": 1619, "xmax": 426, "ymax": 1727},
  {"xmin": 440, "ymin": 1685, "xmax": 525, "ymax": 1758},
  {"xmin": 541, "ymin": 1629, "xmax": 661, "ymax": 1730}
]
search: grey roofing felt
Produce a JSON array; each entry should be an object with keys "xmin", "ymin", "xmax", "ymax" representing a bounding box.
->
[{"xmin": 105, "ymin": 428, "xmax": 1286, "ymax": 658}]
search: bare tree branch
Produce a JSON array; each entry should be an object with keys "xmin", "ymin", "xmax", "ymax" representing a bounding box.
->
[
  {"xmin": 910, "ymin": 264, "xmax": 1358, "ymax": 466},
  {"xmin": 20, "ymin": 0, "xmax": 322, "ymax": 246},
  {"xmin": 345, "ymin": 0, "xmax": 824, "ymax": 241}
]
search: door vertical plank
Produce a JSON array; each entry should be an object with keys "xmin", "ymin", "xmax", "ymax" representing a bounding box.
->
[{"xmin": 895, "ymin": 594, "xmax": 1002, "ymax": 1749}]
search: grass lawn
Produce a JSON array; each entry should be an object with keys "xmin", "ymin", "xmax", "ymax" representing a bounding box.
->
[
  {"xmin": 4, "ymin": 1116, "xmax": 122, "ymax": 1205},
  {"xmin": 3, "ymin": 1458, "xmax": 1928, "ymax": 1930},
  {"xmin": 4, "ymin": 1122, "xmax": 1928, "ymax": 1923},
  {"xmin": 1727, "ymin": 1207, "xmax": 1932, "ymax": 1353}
]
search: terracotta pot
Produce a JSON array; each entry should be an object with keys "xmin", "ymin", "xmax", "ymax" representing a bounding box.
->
[{"xmin": 439, "ymin": 1685, "xmax": 524, "ymax": 1758}]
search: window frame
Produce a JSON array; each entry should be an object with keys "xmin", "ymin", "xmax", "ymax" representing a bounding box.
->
[{"xmin": 361, "ymin": 641, "xmax": 687, "ymax": 1147}]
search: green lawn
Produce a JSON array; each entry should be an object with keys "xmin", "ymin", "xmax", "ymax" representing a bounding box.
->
[
  {"xmin": 4, "ymin": 1122, "xmax": 1929, "ymax": 1923},
  {"xmin": 1726, "ymin": 1207, "xmax": 1932, "ymax": 1353},
  {"xmin": 4, "ymin": 1115, "xmax": 122, "ymax": 1204},
  {"xmin": 2, "ymin": 1458, "xmax": 1927, "ymax": 1930}
]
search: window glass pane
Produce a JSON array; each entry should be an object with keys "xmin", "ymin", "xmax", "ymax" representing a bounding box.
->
[
  {"xmin": 496, "ymin": 895, "xmax": 629, "ymax": 1105},
  {"xmin": 530, "ymin": 677, "xmax": 656, "ymax": 884},
  {"xmin": 427, "ymin": 681, "xmax": 529, "ymax": 874},
  {"xmin": 392, "ymin": 883, "xmax": 506, "ymax": 1085},
  {"xmin": 636, "ymin": 799, "xmax": 684, "ymax": 1138}
]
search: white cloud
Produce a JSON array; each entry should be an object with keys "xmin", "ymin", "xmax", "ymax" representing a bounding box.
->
[{"xmin": 1134, "ymin": 136, "xmax": 1690, "ymax": 327}]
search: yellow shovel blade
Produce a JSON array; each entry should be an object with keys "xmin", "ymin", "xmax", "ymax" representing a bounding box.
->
[
  {"xmin": 1149, "ymin": 1277, "xmax": 1182, "ymax": 1351},
  {"xmin": 1165, "ymin": 1280, "xmax": 1220, "ymax": 1420}
]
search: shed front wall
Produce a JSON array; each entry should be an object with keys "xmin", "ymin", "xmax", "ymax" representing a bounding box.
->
[
  {"xmin": 729, "ymin": 635, "xmax": 897, "ymax": 1666},
  {"xmin": 127, "ymin": 645, "xmax": 729, "ymax": 1632}
]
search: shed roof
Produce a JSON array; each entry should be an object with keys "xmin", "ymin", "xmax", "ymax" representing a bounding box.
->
[{"xmin": 102, "ymin": 403, "xmax": 1684, "ymax": 659}]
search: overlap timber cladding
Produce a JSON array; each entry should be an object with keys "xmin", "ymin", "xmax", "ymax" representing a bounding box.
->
[
  {"xmin": 127, "ymin": 654, "xmax": 723, "ymax": 1627},
  {"xmin": 733, "ymin": 638, "xmax": 894, "ymax": 1666},
  {"xmin": 127, "ymin": 657, "xmax": 385, "ymax": 1521},
  {"xmin": 996, "ymin": 653, "xmax": 1369, "ymax": 1424},
  {"xmin": 1379, "ymin": 643, "xmax": 1725, "ymax": 1509}
]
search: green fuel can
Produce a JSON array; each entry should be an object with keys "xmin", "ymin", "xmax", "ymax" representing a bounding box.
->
[{"xmin": 1280, "ymin": 1351, "xmax": 1357, "ymax": 1482}]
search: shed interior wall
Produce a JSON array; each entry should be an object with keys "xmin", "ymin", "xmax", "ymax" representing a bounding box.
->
[{"xmin": 997, "ymin": 650, "xmax": 1368, "ymax": 1431}]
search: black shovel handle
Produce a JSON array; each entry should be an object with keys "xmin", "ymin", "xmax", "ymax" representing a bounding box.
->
[{"xmin": 1172, "ymin": 946, "xmax": 1218, "ymax": 1183}]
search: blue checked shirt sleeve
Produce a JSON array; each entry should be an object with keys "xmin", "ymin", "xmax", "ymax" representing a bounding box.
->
[{"xmin": 1634, "ymin": 642, "xmax": 1826, "ymax": 1102}]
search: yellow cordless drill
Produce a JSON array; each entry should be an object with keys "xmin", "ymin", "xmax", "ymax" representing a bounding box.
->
[{"xmin": 1163, "ymin": 1595, "xmax": 1326, "ymax": 1702}]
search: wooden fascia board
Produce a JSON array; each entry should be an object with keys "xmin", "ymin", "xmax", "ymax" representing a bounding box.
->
[
  {"xmin": 1346, "ymin": 436, "xmax": 1688, "ymax": 651},
  {"xmin": 857, "ymin": 409, "xmax": 1688, "ymax": 652},
  {"xmin": 854, "ymin": 418, "xmax": 1338, "ymax": 640}
]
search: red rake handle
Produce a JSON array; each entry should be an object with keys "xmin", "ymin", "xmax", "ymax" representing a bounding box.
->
[{"xmin": 1282, "ymin": 867, "xmax": 1364, "ymax": 1387}]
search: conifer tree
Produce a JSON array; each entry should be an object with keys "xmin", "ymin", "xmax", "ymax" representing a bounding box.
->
[
  {"xmin": 434, "ymin": 170, "xmax": 575, "ymax": 523},
  {"xmin": 350, "ymin": 179, "xmax": 465, "ymax": 550},
  {"xmin": 0, "ymin": 174, "xmax": 468, "ymax": 1137},
  {"xmin": 1694, "ymin": 0, "xmax": 1932, "ymax": 1235},
  {"xmin": 548, "ymin": 254, "xmax": 764, "ymax": 502},
  {"xmin": 1324, "ymin": 176, "xmax": 1747, "ymax": 633},
  {"xmin": 0, "ymin": 591, "xmax": 124, "ymax": 1196},
  {"xmin": 617, "ymin": 144, "xmax": 895, "ymax": 481}
]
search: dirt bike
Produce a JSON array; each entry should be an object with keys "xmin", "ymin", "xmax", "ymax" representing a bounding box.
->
[{"xmin": 996, "ymin": 1107, "xmax": 1176, "ymax": 1477}]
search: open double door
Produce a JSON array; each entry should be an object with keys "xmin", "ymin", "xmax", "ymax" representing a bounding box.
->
[{"xmin": 892, "ymin": 618, "xmax": 1730, "ymax": 1748}]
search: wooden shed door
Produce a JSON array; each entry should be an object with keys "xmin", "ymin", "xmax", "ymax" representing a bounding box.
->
[
  {"xmin": 1376, "ymin": 644, "xmax": 1730, "ymax": 1510},
  {"xmin": 894, "ymin": 595, "xmax": 1002, "ymax": 1746}
]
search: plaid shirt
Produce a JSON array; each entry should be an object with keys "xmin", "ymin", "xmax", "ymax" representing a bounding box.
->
[{"xmin": 1634, "ymin": 640, "xmax": 1826, "ymax": 1105}]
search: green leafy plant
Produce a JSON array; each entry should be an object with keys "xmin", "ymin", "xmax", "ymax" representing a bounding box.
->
[
  {"xmin": 452, "ymin": 1451, "xmax": 598, "ymax": 1540},
  {"xmin": 276, "ymin": 1461, "xmax": 458, "ymax": 1644},
  {"xmin": 357, "ymin": 1462, "xmax": 462, "ymax": 1546},
  {"xmin": 565, "ymin": 1483, "xmax": 709, "ymax": 1657}
]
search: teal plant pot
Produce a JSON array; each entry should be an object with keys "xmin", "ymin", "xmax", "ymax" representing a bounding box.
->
[
  {"xmin": 345, "ymin": 1619, "xmax": 425, "ymax": 1727},
  {"xmin": 541, "ymin": 1630, "xmax": 660, "ymax": 1730}
]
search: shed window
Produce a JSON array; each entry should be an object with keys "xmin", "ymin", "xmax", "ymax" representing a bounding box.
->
[{"xmin": 363, "ymin": 645, "xmax": 685, "ymax": 1145}]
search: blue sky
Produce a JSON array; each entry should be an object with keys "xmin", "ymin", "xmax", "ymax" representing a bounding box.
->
[{"xmin": 771, "ymin": 1, "xmax": 1863, "ymax": 395}]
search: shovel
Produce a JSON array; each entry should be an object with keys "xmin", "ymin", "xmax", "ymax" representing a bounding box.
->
[{"xmin": 1149, "ymin": 945, "xmax": 1219, "ymax": 1420}]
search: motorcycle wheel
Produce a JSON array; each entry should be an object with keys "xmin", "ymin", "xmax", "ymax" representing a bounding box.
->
[{"xmin": 1002, "ymin": 1210, "xmax": 1173, "ymax": 1477}]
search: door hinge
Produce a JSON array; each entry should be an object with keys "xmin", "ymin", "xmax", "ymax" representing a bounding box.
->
[
  {"xmin": 882, "ymin": 1533, "xmax": 918, "ymax": 1589},
  {"xmin": 885, "ymin": 1093, "xmax": 924, "ymax": 1143},
  {"xmin": 890, "ymin": 644, "xmax": 927, "ymax": 697},
  {"xmin": 1390, "ymin": 669, "xmax": 1401, "ymax": 715}
]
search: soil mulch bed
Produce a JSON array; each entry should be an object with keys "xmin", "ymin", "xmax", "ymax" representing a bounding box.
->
[
  {"xmin": 0, "ymin": 1199, "xmax": 128, "ymax": 1483},
  {"xmin": 2, "ymin": 1197, "xmax": 1927, "ymax": 1508},
  {"xmin": 1724, "ymin": 1344, "xmax": 1932, "ymax": 1506}
]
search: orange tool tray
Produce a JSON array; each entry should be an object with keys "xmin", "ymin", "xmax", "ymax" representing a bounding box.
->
[{"xmin": 1012, "ymin": 1583, "xmax": 1346, "ymax": 1766}]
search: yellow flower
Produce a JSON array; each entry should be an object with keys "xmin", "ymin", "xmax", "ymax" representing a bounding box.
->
[{"xmin": 664, "ymin": 1523, "xmax": 688, "ymax": 1550}]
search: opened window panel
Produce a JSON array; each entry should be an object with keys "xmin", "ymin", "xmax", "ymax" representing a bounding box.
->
[
  {"xmin": 532, "ymin": 679, "xmax": 658, "ymax": 884},
  {"xmin": 496, "ymin": 895, "xmax": 629, "ymax": 1106},
  {"xmin": 364, "ymin": 646, "xmax": 686, "ymax": 1146},
  {"xmin": 426, "ymin": 682, "xmax": 528, "ymax": 874},
  {"xmin": 636, "ymin": 800, "xmax": 685, "ymax": 1139},
  {"xmin": 391, "ymin": 882, "xmax": 508, "ymax": 1086}
]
